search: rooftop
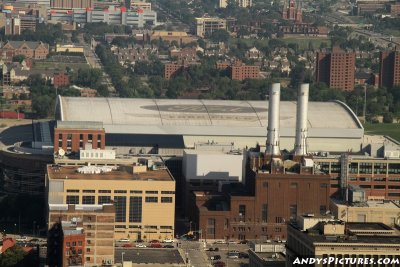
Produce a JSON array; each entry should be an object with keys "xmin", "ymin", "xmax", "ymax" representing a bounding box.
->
[
  {"xmin": 56, "ymin": 97, "xmax": 363, "ymax": 139},
  {"xmin": 47, "ymin": 164, "xmax": 174, "ymax": 181},
  {"xmin": 114, "ymin": 248, "xmax": 184, "ymax": 264},
  {"xmin": 332, "ymin": 199, "xmax": 400, "ymax": 209}
]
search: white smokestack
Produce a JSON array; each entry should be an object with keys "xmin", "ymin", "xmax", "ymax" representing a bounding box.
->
[
  {"xmin": 294, "ymin": 83, "xmax": 309, "ymax": 156},
  {"xmin": 266, "ymin": 83, "xmax": 281, "ymax": 156}
]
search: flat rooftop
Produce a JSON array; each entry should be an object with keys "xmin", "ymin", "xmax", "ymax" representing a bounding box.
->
[
  {"xmin": 347, "ymin": 222, "xmax": 393, "ymax": 231},
  {"xmin": 332, "ymin": 199, "xmax": 400, "ymax": 209},
  {"xmin": 114, "ymin": 248, "xmax": 184, "ymax": 264},
  {"xmin": 47, "ymin": 165, "xmax": 174, "ymax": 181}
]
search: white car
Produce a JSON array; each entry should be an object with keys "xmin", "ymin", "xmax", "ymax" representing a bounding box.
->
[
  {"xmin": 135, "ymin": 243, "xmax": 147, "ymax": 248},
  {"xmin": 163, "ymin": 239, "xmax": 175, "ymax": 243},
  {"xmin": 16, "ymin": 236, "xmax": 27, "ymax": 242},
  {"xmin": 118, "ymin": 238, "xmax": 130, "ymax": 243}
]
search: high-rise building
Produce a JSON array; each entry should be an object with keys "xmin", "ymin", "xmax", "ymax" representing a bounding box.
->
[
  {"xmin": 316, "ymin": 47, "xmax": 356, "ymax": 91},
  {"xmin": 380, "ymin": 49, "xmax": 400, "ymax": 89},
  {"xmin": 5, "ymin": 16, "xmax": 21, "ymax": 35}
]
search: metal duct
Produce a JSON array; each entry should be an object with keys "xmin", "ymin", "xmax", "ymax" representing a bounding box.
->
[
  {"xmin": 266, "ymin": 83, "xmax": 281, "ymax": 156},
  {"xmin": 294, "ymin": 83, "xmax": 309, "ymax": 156}
]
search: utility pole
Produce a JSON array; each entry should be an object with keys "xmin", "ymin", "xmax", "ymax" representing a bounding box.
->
[{"xmin": 363, "ymin": 85, "xmax": 367, "ymax": 123}]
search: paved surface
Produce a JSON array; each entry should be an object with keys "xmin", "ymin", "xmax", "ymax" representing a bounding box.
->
[
  {"xmin": 180, "ymin": 240, "xmax": 211, "ymax": 267},
  {"xmin": 206, "ymin": 243, "xmax": 250, "ymax": 267},
  {"xmin": 115, "ymin": 248, "xmax": 184, "ymax": 264}
]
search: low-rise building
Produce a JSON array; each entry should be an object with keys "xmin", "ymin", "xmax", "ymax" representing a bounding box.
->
[
  {"xmin": 151, "ymin": 31, "xmax": 198, "ymax": 46},
  {"xmin": 216, "ymin": 59, "xmax": 260, "ymax": 81},
  {"xmin": 286, "ymin": 220, "xmax": 400, "ymax": 267},
  {"xmin": 195, "ymin": 17, "xmax": 227, "ymax": 38},
  {"xmin": 55, "ymin": 44, "xmax": 85, "ymax": 53},
  {"xmin": 53, "ymin": 72, "xmax": 70, "ymax": 88},
  {"xmin": 0, "ymin": 40, "xmax": 49, "ymax": 61}
]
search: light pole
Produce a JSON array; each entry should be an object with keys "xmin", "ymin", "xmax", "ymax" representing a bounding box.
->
[
  {"xmin": 121, "ymin": 251, "xmax": 125, "ymax": 266},
  {"xmin": 189, "ymin": 221, "xmax": 192, "ymax": 233}
]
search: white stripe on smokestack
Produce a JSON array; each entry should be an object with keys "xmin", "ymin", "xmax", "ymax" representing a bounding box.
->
[
  {"xmin": 266, "ymin": 83, "xmax": 281, "ymax": 156},
  {"xmin": 294, "ymin": 83, "xmax": 309, "ymax": 156}
]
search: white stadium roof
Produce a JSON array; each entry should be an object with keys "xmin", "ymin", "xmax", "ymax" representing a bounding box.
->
[{"xmin": 56, "ymin": 96, "xmax": 363, "ymax": 139}]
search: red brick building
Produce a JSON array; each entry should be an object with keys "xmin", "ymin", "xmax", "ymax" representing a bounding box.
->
[
  {"xmin": 282, "ymin": 0, "xmax": 302, "ymax": 23},
  {"xmin": 53, "ymin": 72, "xmax": 70, "ymax": 88},
  {"xmin": 62, "ymin": 231, "xmax": 85, "ymax": 267},
  {"xmin": 54, "ymin": 121, "xmax": 105, "ymax": 153},
  {"xmin": 0, "ymin": 41, "xmax": 49, "ymax": 62},
  {"xmin": 191, "ymin": 155, "xmax": 330, "ymax": 241},
  {"xmin": 380, "ymin": 49, "xmax": 400, "ymax": 89},
  {"xmin": 164, "ymin": 60, "xmax": 200, "ymax": 80},
  {"xmin": 316, "ymin": 47, "xmax": 356, "ymax": 91},
  {"xmin": 216, "ymin": 59, "xmax": 260, "ymax": 81}
]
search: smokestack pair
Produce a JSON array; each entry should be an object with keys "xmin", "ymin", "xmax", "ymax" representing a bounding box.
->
[{"xmin": 266, "ymin": 83, "xmax": 309, "ymax": 156}]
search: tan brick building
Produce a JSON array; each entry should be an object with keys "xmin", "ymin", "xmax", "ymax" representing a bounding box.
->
[
  {"xmin": 216, "ymin": 59, "xmax": 260, "ymax": 81},
  {"xmin": 46, "ymin": 161, "xmax": 176, "ymax": 242}
]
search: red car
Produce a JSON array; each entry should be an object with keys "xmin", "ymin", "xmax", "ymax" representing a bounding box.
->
[
  {"xmin": 150, "ymin": 243, "xmax": 162, "ymax": 248},
  {"xmin": 214, "ymin": 261, "xmax": 225, "ymax": 267},
  {"xmin": 122, "ymin": 243, "xmax": 132, "ymax": 248},
  {"xmin": 150, "ymin": 240, "xmax": 160, "ymax": 243}
]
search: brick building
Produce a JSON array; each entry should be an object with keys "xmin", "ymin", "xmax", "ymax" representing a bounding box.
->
[
  {"xmin": 282, "ymin": 0, "xmax": 302, "ymax": 23},
  {"xmin": 53, "ymin": 72, "xmax": 70, "ymax": 88},
  {"xmin": 316, "ymin": 47, "xmax": 356, "ymax": 91},
  {"xmin": 150, "ymin": 31, "xmax": 198, "ymax": 46},
  {"xmin": 0, "ymin": 41, "xmax": 49, "ymax": 62},
  {"xmin": 191, "ymin": 155, "xmax": 330, "ymax": 241},
  {"xmin": 62, "ymin": 227, "xmax": 85, "ymax": 267},
  {"xmin": 380, "ymin": 49, "xmax": 400, "ymax": 89},
  {"xmin": 164, "ymin": 61, "xmax": 199, "ymax": 80},
  {"xmin": 216, "ymin": 59, "xmax": 260, "ymax": 81},
  {"xmin": 53, "ymin": 120, "xmax": 106, "ymax": 153}
]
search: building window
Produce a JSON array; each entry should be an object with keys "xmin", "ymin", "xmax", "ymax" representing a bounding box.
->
[
  {"xmin": 130, "ymin": 190, "xmax": 143, "ymax": 194},
  {"xmin": 161, "ymin": 191, "xmax": 175, "ymax": 194},
  {"xmin": 145, "ymin": 191, "xmax": 158, "ymax": 194},
  {"xmin": 263, "ymin": 182, "xmax": 268, "ymax": 188},
  {"xmin": 239, "ymin": 205, "xmax": 246, "ymax": 220},
  {"xmin": 145, "ymin": 197, "xmax": 158, "ymax": 203},
  {"xmin": 83, "ymin": 190, "xmax": 95, "ymax": 193},
  {"xmin": 98, "ymin": 190, "xmax": 111, "ymax": 193},
  {"xmin": 129, "ymin": 197, "xmax": 142, "ymax": 223},
  {"xmin": 290, "ymin": 182, "xmax": 298, "ymax": 189},
  {"xmin": 114, "ymin": 196, "xmax": 127, "ymax": 222},
  {"xmin": 262, "ymin": 204, "xmax": 268, "ymax": 223},
  {"xmin": 66, "ymin": 195, "xmax": 79, "ymax": 204},
  {"xmin": 66, "ymin": 242, "xmax": 70, "ymax": 247},
  {"xmin": 207, "ymin": 218, "xmax": 215, "ymax": 235},
  {"xmin": 275, "ymin": 217, "xmax": 283, "ymax": 223},
  {"xmin": 98, "ymin": 196, "xmax": 111, "ymax": 204},
  {"xmin": 114, "ymin": 190, "xmax": 127, "ymax": 194},
  {"xmin": 161, "ymin": 197, "xmax": 173, "ymax": 203},
  {"xmin": 320, "ymin": 183, "xmax": 328, "ymax": 188},
  {"xmin": 289, "ymin": 205, "xmax": 297, "ymax": 221},
  {"xmin": 320, "ymin": 205, "xmax": 327, "ymax": 215},
  {"xmin": 67, "ymin": 189, "xmax": 79, "ymax": 193},
  {"xmin": 83, "ymin": 196, "xmax": 95, "ymax": 205},
  {"xmin": 78, "ymin": 241, "xmax": 82, "ymax": 246}
]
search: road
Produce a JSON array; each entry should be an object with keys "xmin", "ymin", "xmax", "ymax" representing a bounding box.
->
[{"xmin": 180, "ymin": 240, "xmax": 211, "ymax": 267}]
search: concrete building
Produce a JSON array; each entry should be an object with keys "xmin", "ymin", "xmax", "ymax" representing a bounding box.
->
[
  {"xmin": 330, "ymin": 199, "xmax": 400, "ymax": 226},
  {"xmin": 4, "ymin": 16, "xmax": 21, "ymax": 35},
  {"xmin": 48, "ymin": 7, "xmax": 157, "ymax": 28},
  {"xmin": 380, "ymin": 49, "xmax": 400, "ymax": 89},
  {"xmin": 54, "ymin": 96, "xmax": 364, "ymax": 153},
  {"xmin": 46, "ymin": 159, "xmax": 176, "ymax": 242},
  {"xmin": 130, "ymin": 1, "xmax": 151, "ymax": 11},
  {"xmin": 219, "ymin": 0, "xmax": 252, "ymax": 8},
  {"xmin": 53, "ymin": 72, "xmax": 70, "ymax": 88},
  {"xmin": 50, "ymin": 0, "xmax": 94, "ymax": 9},
  {"xmin": 316, "ymin": 47, "xmax": 356, "ymax": 91},
  {"xmin": 286, "ymin": 220, "xmax": 400, "ymax": 267},
  {"xmin": 48, "ymin": 204, "xmax": 114, "ymax": 266},
  {"xmin": 195, "ymin": 17, "xmax": 227, "ymax": 38},
  {"xmin": 55, "ymin": 44, "xmax": 85, "ymax": 53}
]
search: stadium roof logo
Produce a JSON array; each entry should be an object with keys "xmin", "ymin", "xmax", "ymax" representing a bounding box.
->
[{"xmin": 141, "ymin": 105, "xmax": 268, "ymax": 113}]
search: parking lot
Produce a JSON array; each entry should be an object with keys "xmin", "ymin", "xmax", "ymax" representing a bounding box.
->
[{"xmin": 206, "ymin": 242, "xmax": 250, "ymax": 267}]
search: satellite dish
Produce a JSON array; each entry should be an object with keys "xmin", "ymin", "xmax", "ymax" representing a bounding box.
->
[{"xmin": 58, "ymin": 148, "xmax": 65, "ymax": 157}]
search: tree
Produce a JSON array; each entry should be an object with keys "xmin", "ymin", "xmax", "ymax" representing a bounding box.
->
[
  {"xmin": 12, "ymin": 55, "xmax": 25, "ymax": 63},
  {"xmin": 383, "ymin": 112, "xmax": 394, "ymax": 123},
  {"xmin": 0, "ymin": 246, "xmax": 27, "ymax": 267},
  {"xmin": 209, "ymin": 29, "xmax": 230, "ymax": 43}
]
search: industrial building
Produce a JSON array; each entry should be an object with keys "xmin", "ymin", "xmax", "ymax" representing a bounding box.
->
[{"xmin": 54, "ymin": 96, "xmax": 364, "ymax": 153}]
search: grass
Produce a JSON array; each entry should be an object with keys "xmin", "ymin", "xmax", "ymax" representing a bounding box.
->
[
  {"xmin": 282, "ymin": 37, "xmax": 331, "ymax": 50},
  {"xmin": 363, "ymin": 123, "xmax": 400, "ymax": 142}
]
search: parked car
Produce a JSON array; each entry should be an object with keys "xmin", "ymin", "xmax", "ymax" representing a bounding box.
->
[
  {"xmin": 150, "ymin": 240, "xmax": 160, "ymax": 244},
  {"xmin": 210, "ymin": 255, "xmax": 221, "ymax": 260},
  {"xmin": 227, "ymin": 251, "xmax": 239, "ymax": 259},
  {"xmin": 163, "ymin": 239, "xmax": 175, "ymax": 243},
  {"xmin": 29, "ymin": 238, "xmax": 39, "ymax": 243},
  {"xmin": 228, "ymin": 240, "xmax": 237, "ymax": 244},
  {"xmin": 150, "ymin": 243, "xmax": 162, "ymax": 248},
  {"xmin": 208, "ymin": 247, "xmax": 219, "ymax": 252},
  {"xmin": 163, "ymin": 245, "xmax": 174, "ymax": 248},
  {"xmin": 16, "ymin": 236, "xmax": 27, "ymax": 242},
  {"xmin": 214, "ymin": 261, "xmax": 225, "ymax": 267},
  {"xmin": 238, "ymin": 240, "xmax": 248, "ymax": 244},
  {"xmin": 118, "ymin": 238, "xmax": 130, "ymax": 243},
  {"xmin": 214, "ymin": 240, "xmax": 226, "ymax": 244},
  {"xmin": 239, "ymin": 252, "xmax": 249, "ymax": 258},
  {"xmin": 122, "ymin": 243, "xmax": 132, "ymax": 248},
  {"xmin": 135, "ymin": 243, "xmax": 147, "ymax": 248}
]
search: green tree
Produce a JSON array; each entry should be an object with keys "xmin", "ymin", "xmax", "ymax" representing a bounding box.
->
[
  {"xmin": 209, "ymin": 29, "xmax": 230, "ymax": 43},
  {"xmin": 0, "ymin": 246, "xmax": 27, "ymax": 267}
]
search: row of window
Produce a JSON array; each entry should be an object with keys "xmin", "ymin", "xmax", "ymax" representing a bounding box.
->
[{"xmin": 66, "ymin": 189, "xmax": 175, "ymax": 194}]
